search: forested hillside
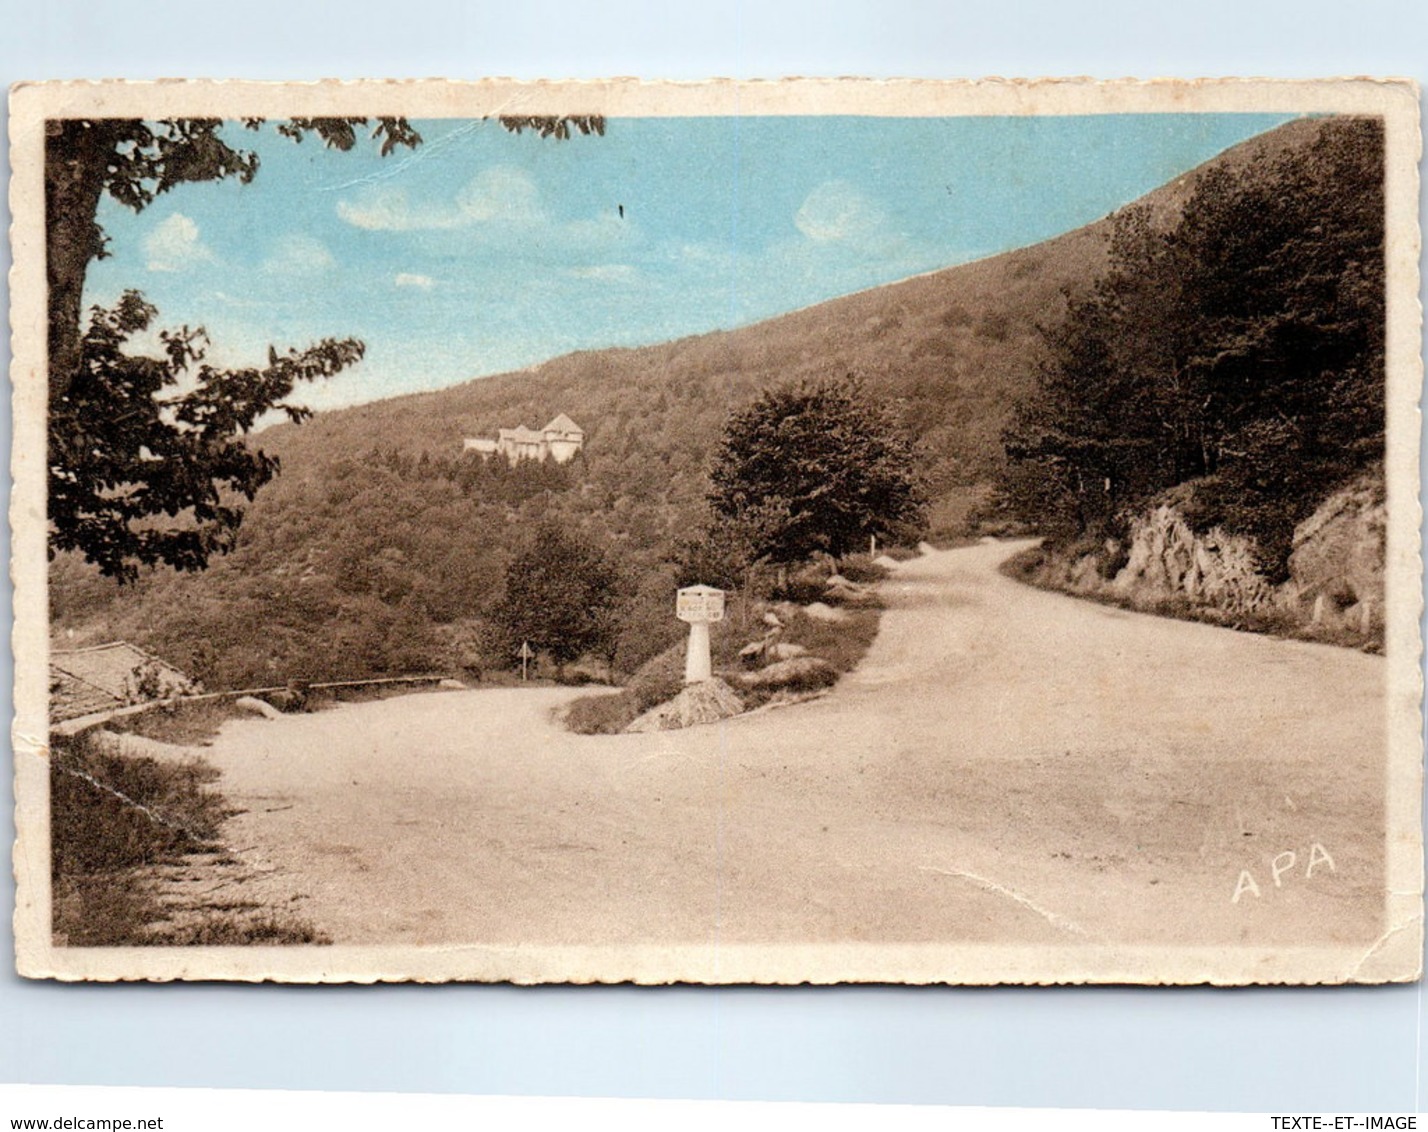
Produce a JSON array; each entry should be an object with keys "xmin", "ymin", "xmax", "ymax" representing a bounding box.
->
[
  {"xmin": 1000, "ymin": 116, "xmax": 1386, "ymax": 645},
  {"xmin": 50, "ymin": 116, "xmax": 1355, "ymax": 686}
]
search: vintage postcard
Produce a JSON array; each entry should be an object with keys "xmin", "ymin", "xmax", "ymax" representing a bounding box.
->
[{"xmin": 9, "ymin": 78, "xmax": 1423, "ymax": 983}]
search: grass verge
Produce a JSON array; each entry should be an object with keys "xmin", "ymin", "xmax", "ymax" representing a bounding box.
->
[
  {"xmin": 561, "ymin": 661, "xmax": 686, "ymax": 736},
  {"xmin": 51, "ymin": 730, "xmax": 328, "ymax": 946},
  {"xmin": 107, "ymin": 697, "xmax": 249, "ymax": 747}
]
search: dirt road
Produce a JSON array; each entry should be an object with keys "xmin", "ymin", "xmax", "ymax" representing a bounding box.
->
[{"xmin": 194, "ymin": 540, "xmax": 1387, "ymax": 955}]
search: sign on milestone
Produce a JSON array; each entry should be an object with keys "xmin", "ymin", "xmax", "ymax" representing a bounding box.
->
[{"xmin": 676, "ymin": 584, "xmax": 725, "ymax": 624}]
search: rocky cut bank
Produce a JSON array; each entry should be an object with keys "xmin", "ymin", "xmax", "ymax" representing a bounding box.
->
[{"xmin": 1012, "ymin": 463, "xmax": 1385, "ymax": 650}]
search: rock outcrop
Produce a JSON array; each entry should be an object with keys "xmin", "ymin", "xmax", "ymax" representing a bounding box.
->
[
  {"xmin": 233, "ymin": 695, "xmax": 284, "ymax": 720},
  {"xmin": 1284, "ymin": 469, "xmax": 1385, "ymax": 637},
  {"xmin": 824, "ymin": 574, "xmax": 876, "ymax": 606},
  {"xmin": 740, "ymin": 656, "xmax": 839, "ymax": 692},
  {"xmin": 1020, "ymin": 465, "xmax": 1385, "ymax": 650},
  {"xmin": 1112, "ymin": 505, "xmax": 1274, "ymax": 615}
]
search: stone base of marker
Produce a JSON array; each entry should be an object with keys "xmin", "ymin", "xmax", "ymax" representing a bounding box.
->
[{"xmin": 625, "ymin": 677, "xmax": 745, "ymax": 733}]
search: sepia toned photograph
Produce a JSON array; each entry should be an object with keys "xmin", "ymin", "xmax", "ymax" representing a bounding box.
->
[{"xmin": 9, "ymin": 78, "xmax": 1423, "ymax": 984}]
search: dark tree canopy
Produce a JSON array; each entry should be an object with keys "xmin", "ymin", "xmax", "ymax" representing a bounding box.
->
[
  {"xmin": 47, "ymin": 114, "xmax": 604, "ymax": 581},
  {"xmin": 495, "ymin": 523, "xmax": 625, "ymax": 668},
  {"xmin": 707, "ymin": 375, "xmax": 927, "ymax": 563},
  {"xmin": 50, "ymin": 293, "xmax": 366, "ymax": 578},
  {"xmin": 1001, "ymin": 117, "xmax": 1384, "ymax": 572}
]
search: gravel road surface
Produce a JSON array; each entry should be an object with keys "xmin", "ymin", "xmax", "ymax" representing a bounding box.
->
[{"xmin": 194, "ymin": 539, "xmax": 1387, "ymax": 952}]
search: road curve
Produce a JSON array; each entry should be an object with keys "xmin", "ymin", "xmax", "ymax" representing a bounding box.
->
[{"xmin": 195, "ymin": 539, "xmax": 1387, "ymax": 952}]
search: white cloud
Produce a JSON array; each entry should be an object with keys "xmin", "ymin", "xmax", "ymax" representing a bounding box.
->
[
  {"xmin": 336, "ymin": 166, "xmax": 633, "ymax": 257},
  {"xmin": 794, "ymin": 181, "xmax": 898, "ymax": 253},
  {"xmin": 455, "ymin": 166, "xmax": 544, "ymax": 225},
  {"xmin": 336, "ymin": 196, "xmax": 396, "ymax": 231},
  {"xmin": 337, "ymin": 189, "xmax": 438, "ymax": 232},
  {"xmin": 394, "ymin": 272, "xmax": 436, "ymax": 290},
  {"xmin": 144, "ymin": 213, "xmax": 213, "ymax": 272},
  {"xmin": 338, "ymin": 167, "xmax": 545, "ymax": 233},
  {"xmin": 564, "ymin": 264, "xmax": 637, "ymax": 282},
  {"xmin": 262, "ymin": 234, "xmax": 335, "ymax": 276}
]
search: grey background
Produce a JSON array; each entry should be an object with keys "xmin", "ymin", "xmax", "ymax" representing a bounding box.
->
[{"xmin": 2, "ymin": 0, "xmax": 1425, "ymax": 1112}]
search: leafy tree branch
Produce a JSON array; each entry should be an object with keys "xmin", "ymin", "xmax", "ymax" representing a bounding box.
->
[{"xmin": 46, "ymin": 113, "xmax": 604, "ymax": 580}]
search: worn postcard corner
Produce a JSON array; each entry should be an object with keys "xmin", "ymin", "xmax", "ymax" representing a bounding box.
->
[{"xmin": 8, "ymin": 77, "xmax": 1423, "ymax": 985}]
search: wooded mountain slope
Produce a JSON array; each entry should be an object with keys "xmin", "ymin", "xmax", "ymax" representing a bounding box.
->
[{"xmin": 50, "ymin": 117, "xmax": 1338, "ymax": 689}]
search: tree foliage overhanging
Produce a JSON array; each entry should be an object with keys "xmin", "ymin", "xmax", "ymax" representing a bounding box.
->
[
  {"xmin": 46, "ymin": 114, "xmax": 603, "ymax": 581},
  {"xmin": 50, "ymin": 291, "xmax": 366, "ymax": 578},
  {"xmin": 706, "ymin": 375, "xmax": 928, "ymax": 564},
  {"xmin": 1001, "ymin": 116, "xmax": 1384, "ymax": 575}
]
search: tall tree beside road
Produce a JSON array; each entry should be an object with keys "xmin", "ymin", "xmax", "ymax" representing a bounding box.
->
[
  {"xmin": 495, "ymin": 523, "xmax": 625, "ymax": 671},
  {"xmin": 1002, "ymin": 116, "xmax": 1383, "ymax": 572},
  {"xmin": 706, "ymin": 375, "xmax": 927, "ymax": 564}
]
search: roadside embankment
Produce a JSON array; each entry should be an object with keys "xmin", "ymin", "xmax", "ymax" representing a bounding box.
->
[
  {"xmin": 1004, "ymin": 466, "xmax": 1384, "ymax": 652},
  {"xmin": 49, "ymin": 728, "xmax": 330, "ymax": 946}
]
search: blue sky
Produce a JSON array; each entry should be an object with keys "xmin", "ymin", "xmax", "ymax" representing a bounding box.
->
[{"xmin": 83, "ymin": 113, "xmax": 1296, "ymax": 412}]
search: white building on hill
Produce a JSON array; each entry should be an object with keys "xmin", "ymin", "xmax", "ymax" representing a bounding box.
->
[{"xmin": 463, "ymin": 414, "xmax": 585, "ymax": 464}]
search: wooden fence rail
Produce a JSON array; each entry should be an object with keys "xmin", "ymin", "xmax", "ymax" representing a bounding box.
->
[{"xmin": 50, "ymin": 674, "xmax": 450, "ymax": 740}]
